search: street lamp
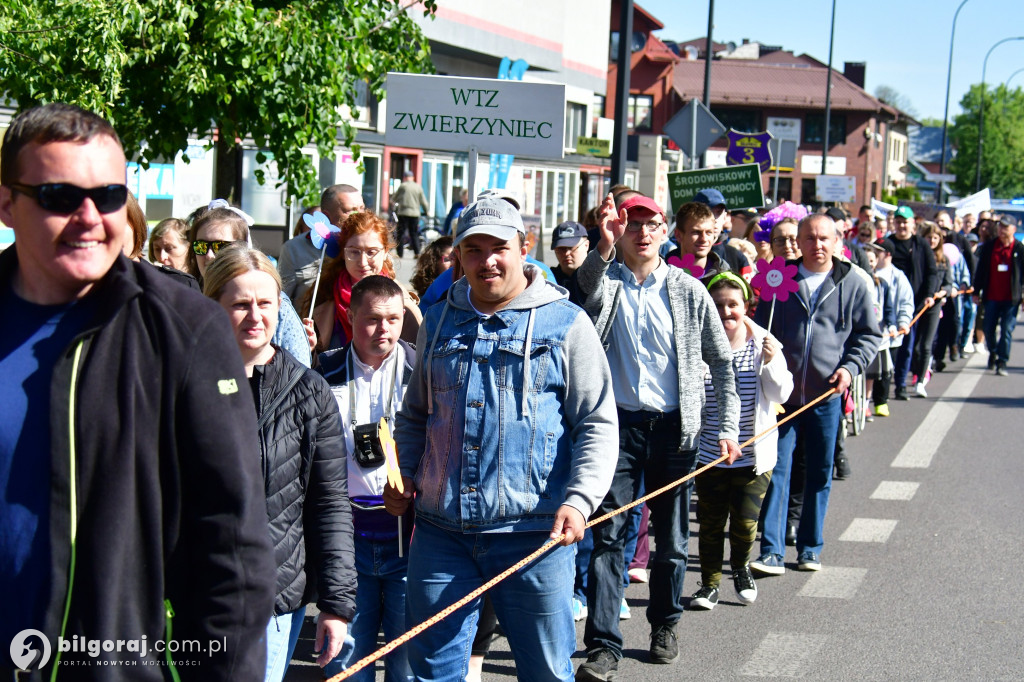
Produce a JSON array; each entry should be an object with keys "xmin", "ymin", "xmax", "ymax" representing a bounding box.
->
[
  {"xmin": 975, "ymin": 36, "xmax": 1024, "ymax": 192},
  {"xmin": 936, "ymin": 0, "xmax": 969, "ymax": 203},
  {"xmin": 1008, "ymin": 66, "xmax": 1024, "ymax": 88}
]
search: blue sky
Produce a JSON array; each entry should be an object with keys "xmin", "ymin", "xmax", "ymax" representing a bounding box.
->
[{"xmin": 638, "ymin": 0, "xmax": 1024, "ymax": 121}]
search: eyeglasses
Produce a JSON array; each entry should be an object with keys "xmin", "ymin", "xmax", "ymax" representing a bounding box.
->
[
  {"xmin": 625, "ymin": 220, "xmax": 664, "ymax": 234},
  {"xmin": 192, "ymin": 239, "xmax": 238, "ymax": 256},
  {"xmin": 771, "ymin": 236, "xmax": 799, "ymax": 246},
  {"xmin": 344, "ymin": 246, "xmax": 384, "ymax": 262},
  {"xmin": 8, "ymin": 182, "xmax": 128, "ymax": 214}
]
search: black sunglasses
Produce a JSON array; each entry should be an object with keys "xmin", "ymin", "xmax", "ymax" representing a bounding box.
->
[
  {"xmin": 8, "ymin": 182, "xmax": 128, "ymax": 214},
  {"xmin": 191, "ymin": 239, "xmax": 238, "ymax": 256}
]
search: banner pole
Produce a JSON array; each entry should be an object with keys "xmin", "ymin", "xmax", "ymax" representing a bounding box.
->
[{"xmin": 467, "ymin": 145, "xmax": 478, "ymax": 201}]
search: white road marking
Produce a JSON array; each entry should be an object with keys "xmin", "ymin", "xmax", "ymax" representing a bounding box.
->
[
  {"xmin": 871, "ymin": 480, "xmax": 920, "ymax": 500},
  {"xmin": 891, "ymin": 351, "xmax": 987, "ymax": 468},
  {"xmin": 739, "ymin": 632, "xmax": 829, "ymax": 678},
  {"xmin": 797, "ymin": 566, "xmax": 868, "ymax": 599},
  {"xmin": 839, "ymin": 518, "xmax": 898, "ymax": 543}
]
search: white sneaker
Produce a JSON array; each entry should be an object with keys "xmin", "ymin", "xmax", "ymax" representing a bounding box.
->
[
  {"xmin": 627, "ymin": 568, "xmax": 649, "ymax": 583},
  {"xmin": 964, "ymin": 341, "xmax": 975, "ymax": 354},
  {"xmin": 914, "ymin": 383, "xmax": 928, "ymax": 398}
]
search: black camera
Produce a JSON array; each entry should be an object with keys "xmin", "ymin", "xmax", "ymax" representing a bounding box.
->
[{"xmin": 352, "ymin": 421, "xmax": 387, "ymax": 467}]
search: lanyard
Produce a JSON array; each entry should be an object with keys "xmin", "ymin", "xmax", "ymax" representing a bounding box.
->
[{"xmin": 348, "ymin": 347, "xmax": 399, "ymax": 428}]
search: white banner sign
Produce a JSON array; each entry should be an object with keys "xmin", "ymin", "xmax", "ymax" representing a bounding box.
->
[
  {"xmin": 870, "ymin": 197, "xmax": 898, "ymax": 217},
  {"xmin": 946, "ymin": 188, "xmax": 991, "ymax": 217},
  {"xmin": 385, "ymin": 73, "xmax": 566, "ymax": 158},
  {"xmin": 801, "ymin": 155, "xmax": 847, "ymax": 175},
  {"xmin": 815, "ymin": 175, "xmax": 857, "ymax": 203}
]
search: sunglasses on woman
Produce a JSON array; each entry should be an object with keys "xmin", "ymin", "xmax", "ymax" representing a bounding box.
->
[
  {"xmin": 8, "ymin": 182, "xmax": 129, "ymax": 214},
  {"xmin": 192, "ymin": 239, "xmax": 239, "ymax": 256}
]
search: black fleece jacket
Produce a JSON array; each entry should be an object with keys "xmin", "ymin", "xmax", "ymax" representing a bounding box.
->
[{"xmin": 0, "ymin": 250, "xmax": 275, "ymax": 681}]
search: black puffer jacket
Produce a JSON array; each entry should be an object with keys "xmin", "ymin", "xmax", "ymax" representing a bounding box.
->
[{"xmin": 250, "ymin": 347, "xmax": 356, "ymax": 620}]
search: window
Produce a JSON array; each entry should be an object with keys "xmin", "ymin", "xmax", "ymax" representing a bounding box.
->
[
  {"xmin": 800, "ymin": 178, "xmax": 817, "ymax": 204},
  {"xmin": 804, "ymin": 114, "xmax": 847, "ymax": 146},
  {"xmin": 610, "ymin": 31, "xmax": 648, "ymax": 62},
  {"xmin": 712, "ymin": 108, "xmax": 762, "ymax": 134},
  {"xmin": 629, "ymin": 95, "xmax": 653, "ymax": 131},
  {"xmin": 592, "ymin": 94, "xmax": 606, "ymax": 136},
  {"xmin": 565, "ymin": 102, "xmax": 587, "ymax": 150}
]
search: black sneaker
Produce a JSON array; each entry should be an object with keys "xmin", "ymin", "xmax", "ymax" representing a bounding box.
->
[
  {"xmin": 576, "ymin": 649, "xmax": 618, "ymax": 681},
  {"xmin": 988, "ymin": 354, "xmax": 996, "ymax": 370},
  {"xmin": 649, "ymin": 624, "xmax": 679, "ymax": 664},
  {"xmin": 733, "ymin": 564, "xmax": 758, "ymax": 604},
  {"xmin": 690, "ymin": 584, "xmax": 719, "ymax": 610},
  {"xmin": 894, "ymin": 386, "xmax": 909, "ymax": 400},
  {"xmin": 834, "ymin": 455, "xmax": 851, "ymax": 480},
  {"xmin": 996, "ymin": 364, "xmax": 1009, "ymax": 377}
]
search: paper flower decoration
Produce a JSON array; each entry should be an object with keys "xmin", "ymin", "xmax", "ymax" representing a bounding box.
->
[
  {"xmin": 751, "ymin": 258, "xmax": 799, "ymax": 302},
  {"xmin": 758, "ymin": 201, "xmax": 809, "ymax": 231},
  {"xmin": 754, "ymin": 228, "xmax": 772, "ymax": 243},
  {"xmin": 304, "ymin": 211, "xmax": 342, "ymax": 258},
  {"xmin": 667, "ymin": 252, "xmax": 705, "ymax": 279}
]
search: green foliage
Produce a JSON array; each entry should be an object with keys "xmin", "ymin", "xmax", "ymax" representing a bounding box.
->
[
  {"xmin": 917, "ymin": 116, "xmax": 944, "ymax": 128},
  {"xmin": 0, "ymin": 0, "xmax": 437, "ymax": 203},
  {"xmin": 881, "ymin": 186, "xmax": 922, "ymax": 205},
  {"xmin": 949, "ymin": 83, "xmax": 1024, "ymax": 198}
]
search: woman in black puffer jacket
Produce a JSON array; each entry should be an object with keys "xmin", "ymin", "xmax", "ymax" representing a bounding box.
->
[{"xmin": 204, "ymin": 245, "xmax": 355, "ymax": 682}]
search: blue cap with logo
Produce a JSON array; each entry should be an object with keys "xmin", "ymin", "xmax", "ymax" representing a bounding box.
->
[
  {"xmin": 693, "ymin": 188, "xmax": 727, "ymax": 208},
  {"xmin": 551, "ymin": 221, "xmax": 588, "ymax": 249}
]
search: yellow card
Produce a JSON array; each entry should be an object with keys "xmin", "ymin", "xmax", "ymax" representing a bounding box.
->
[{"xmin": 379, "ymin": 417, "xmax": 404, "ymax": 494}]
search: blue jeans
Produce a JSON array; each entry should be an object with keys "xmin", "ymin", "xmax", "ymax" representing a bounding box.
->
[
  {"xmin": 574, "ymin": 528, "xmax": 593, "ymax": 604},
  {"xmin": 959, "ymin": 296, "xmax": 977, "ymax": 349},
  {"xmin": 405, "ymin": 519, "xmax": 576, "ymax": 682},
  {"xmin": 983, "ymin": 300, "xmax": 1019, "ymax": 365},
  {"xmin": 894, "ymin": 325, "xmax": 915, "ymax": 388},
  {"xmin": 323, "ymin": 535, "xmax": 412, "ymax": 681},
  {"xmin": 584, "ymin": 413, "xmax": 695, "ymax": 658},
  {"xmin": 760, "ymin": 396, "xmax": 843, "ymax": 558},
  {"xmin": 264, "ymin": 607, "xmax": 305, "ymax": 682}
]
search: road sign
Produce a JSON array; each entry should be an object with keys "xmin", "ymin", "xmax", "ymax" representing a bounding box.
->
[
  {"xmin": 726, "ymin": 130, "xmax": 774, "ymax": 172},
  {"xmin": 663, "ymin": 99, "xmax": 725, "ymax": 160},
  {"xmin": 667, "ymin": 164, "xmax": 764, "ymax": 214},
  {"xmin": 768, "ymin": 138, "xmax": 797, "ymax": 171}
]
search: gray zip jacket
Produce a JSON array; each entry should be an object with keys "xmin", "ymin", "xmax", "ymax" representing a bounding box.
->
[
  {"xmin": 575, "ymin": 248, "xmax": 740, "ymax": 450},
  {"xmin": 753, "ymin": 257, "xmax": 882, "ymax": 406}
]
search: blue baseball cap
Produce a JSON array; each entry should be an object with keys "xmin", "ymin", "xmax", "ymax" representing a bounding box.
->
[{"xmin": 693, "ymin": 188, "xmax": 726, "ymax": 208}]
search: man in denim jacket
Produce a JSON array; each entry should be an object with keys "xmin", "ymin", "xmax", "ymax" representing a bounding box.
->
[{"xmin": 386, "ymin": 198, "xmax": 618, "ymax": 681}]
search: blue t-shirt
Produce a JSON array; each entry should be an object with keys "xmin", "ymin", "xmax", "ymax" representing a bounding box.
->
[{"xmin": 0, "ymin": 286, "xmax": 88, "ymax": 644}]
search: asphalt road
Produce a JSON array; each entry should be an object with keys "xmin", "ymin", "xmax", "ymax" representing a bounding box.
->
[{"xmin": 287, "ymin": 315, "xmax": 1024, "ymax": 681}]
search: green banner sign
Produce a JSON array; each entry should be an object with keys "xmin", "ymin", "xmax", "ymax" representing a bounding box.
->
[
  {"xmin": 667, "ymin": 164, "xmax": 764, "ymax": 214},
  {"xmin": 575, "ymin": 136, "xmax": 610, "ymax": 157}
]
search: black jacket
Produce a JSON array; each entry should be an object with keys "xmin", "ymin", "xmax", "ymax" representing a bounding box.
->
[
  {"xmin": 0, "ymin": 251, "xmax": 275, "ymax": 681},
  {"xmin": 886, "ymin": 235, "xmax": 939, "ymax": 307},
  {"xmin": 974, "ymin": 238, "xmax": 1024, "ymax": 305},
  {"xmin": 250, "ymin": 347, "xmax": 355, "ymax": 620}
]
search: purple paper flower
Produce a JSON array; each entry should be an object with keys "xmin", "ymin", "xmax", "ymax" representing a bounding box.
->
[{"xmin": 758, "ymin": 201, "xmax": 809, "ymax": 231}]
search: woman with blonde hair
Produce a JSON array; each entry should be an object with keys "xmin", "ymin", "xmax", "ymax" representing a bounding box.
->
[
  {"xmin": 304, "ymin": 210, "xmax": 421, "ymax": 352},
  {"xmin": 203, "ymin": 245, "xmax": 354, "ymax": 682}
]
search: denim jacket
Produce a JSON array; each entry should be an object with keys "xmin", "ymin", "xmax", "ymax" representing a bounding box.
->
[{"xmin": 395, "ymin": 265, "xmax": 618, "ymax": 533}]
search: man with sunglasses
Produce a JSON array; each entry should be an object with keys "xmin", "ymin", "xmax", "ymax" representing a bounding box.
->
[
  {"xmin": 0, "ymin": 103, "xmax": 275, "ymax": 679},
  {"xmin": 575, "ymin": 192, "xmax": 740, "ymax": 680}
]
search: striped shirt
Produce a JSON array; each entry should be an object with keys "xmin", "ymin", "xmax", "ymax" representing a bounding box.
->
[{"xmin": 699, "ymin": 337, "xmax": 757, "ymax": 468}]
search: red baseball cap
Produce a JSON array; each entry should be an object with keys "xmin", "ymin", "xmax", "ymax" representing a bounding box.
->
[{"xmin": 619, "ymin": 195, "xmax": 664, "ymax": 219}]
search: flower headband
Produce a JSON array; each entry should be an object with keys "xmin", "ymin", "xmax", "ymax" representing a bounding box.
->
[{"xmin": 208, "ymin": 198, "xmax": 255, "ymax": 227}]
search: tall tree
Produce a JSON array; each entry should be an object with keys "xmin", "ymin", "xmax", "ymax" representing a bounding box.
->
[
  {"xmin": 949, "ymin": 83, "xmax": 1024, "ymax": 198},
  {"xmin": 0, "ymin": 0, "xmax": 437, "ymax": 204},
  {"xmin": 875, "ymin": 85, "xmax": 918, "ymax": 118}
]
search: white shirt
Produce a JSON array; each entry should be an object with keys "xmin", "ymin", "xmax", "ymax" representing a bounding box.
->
[
  {"xmin": 607, "ymin": 260, "xmax": 679, "ymax": 412},
  {"xmin": 330, "ymin": 344, "xmax": 408, "ymax": 498}
]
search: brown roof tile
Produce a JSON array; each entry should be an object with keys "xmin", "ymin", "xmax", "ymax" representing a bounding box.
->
[{"xmin": 672, "ymin": 59, "xmax": 895, "ymax": 114}]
